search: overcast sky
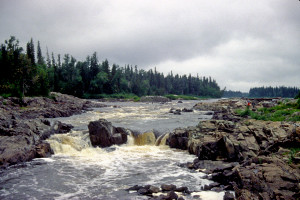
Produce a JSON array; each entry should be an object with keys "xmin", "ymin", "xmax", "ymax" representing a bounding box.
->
[{"xmin": 0, "ymin": 0, "xmax": 299, "ymax": 92}]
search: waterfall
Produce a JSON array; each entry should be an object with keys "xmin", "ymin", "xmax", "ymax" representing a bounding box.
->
[{"xmin": 47, "ymin": 130, "xmax": 170, "ymax": 156}]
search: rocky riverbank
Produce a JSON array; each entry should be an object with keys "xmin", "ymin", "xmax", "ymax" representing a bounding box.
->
[
  {"xmin": 0, "ymin": 92, "xmax": 106, "ymax": 167},
  {"xmin": 168, "ymin": 98, "xmax": 300, "ymax": 199}
]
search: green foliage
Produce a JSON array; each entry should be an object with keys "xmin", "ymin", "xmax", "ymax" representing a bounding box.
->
[
  {"xmin": 295, "ymin": 91, "xmax": 300, "ymax": 99},
  {"xmin": 164, "ymin": 94, "xmax": 200, "ymax": 100},
  {"xmin": 288, "ymin": 148, "xmax": 300, "ymax": 164},
  {"xmin": 0, "ymin": 36, "xmax": 224, "ymax": 99},
  {"xmin": 236, "ymin": 100, "xmax": 300, "ymax": 121},
  {"xmin": 0, "ymin": 93, "xmax": 12, "ymax": 98},
  {"xmin": 249, "ymin": 86, "xmax": 299, "ymax": 98}
]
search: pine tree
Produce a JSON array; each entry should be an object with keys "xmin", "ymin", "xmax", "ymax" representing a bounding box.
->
[
  {"xmin": 46, "ymin": 47, "xmax": 51, "ymax": 68},
  {"xmin": 37, "ymin": 41, "xmax": 44, "ymax": 65},
  {"xmin": 26, "ymin": 38, "xmax": 35, "ymax": 65}
]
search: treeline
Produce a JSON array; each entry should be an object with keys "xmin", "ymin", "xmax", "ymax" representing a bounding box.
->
[
  {"xmin": 249, "ymin": 86, "xmax": 299, "ymax": 98},
  {"xmin": 223, "ymin": 90, "xmax": 249, "ymax": 98},
  {"xmin": 0, "ymin": 36, "xmax": 223, "ymax": 98}
]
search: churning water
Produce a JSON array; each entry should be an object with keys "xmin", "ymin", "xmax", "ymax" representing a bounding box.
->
[{"xmin": 0, "ymin": 100, "xmax": 226, "ymax": 200}]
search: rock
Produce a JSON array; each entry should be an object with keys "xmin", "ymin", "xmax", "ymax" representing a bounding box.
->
[
  {"xmin": 149, "ymin": 185, "xmax": 160, "ymax": 193},
  {"xmin": 175, "ymin": 186, "xmax": 190, "ymax": 194},
  {"xmin": 88, "ymin": 119, "xmax": 128, "ymax": 148},
  {"xmin": 167, "ymin": 102, "xmax": 299, "ymax": 199},
  {"xmin": 0, "ymin": 119, "xmax": 55, "ymax": 167},
  {"xmin": 165, "ymin": 191, "xmax": 178, "ymax": 200},
  {"xmin": 167, "ymin": 129, "xmax": 189, "ymax": 150},
  {"xmin": 35, "ymin": 142, "xmax": 53, "ymax": 158},
  {"xmin": 138, "ymin": 188, "xmax": 149, "ymax": 195},
  {"xmin": 161, "ymin": 184, "xmax": 176, "ymax": 191},
  {"xmin": 182, "ymin": 108, "xmax": 193, "ymax": 112},
  {"xmin": 234, "ymin": 156, "xmax": 300, "ymax": 200},
  {"xmin": 0, "ymin": 93, "xmax": 107, "ymax": 168},
  {"xmin": 53, "ymin": 121, "xmax": 74, "ymax": 133},
  {"xmin": 203, "ymin": 182, "xmax": 220, "ymax": 190},
  {"xmin": 223, "ymin": 191, "xmax": 234, "ymax": 200}
]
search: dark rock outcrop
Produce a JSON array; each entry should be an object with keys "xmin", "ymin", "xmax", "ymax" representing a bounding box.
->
[
  {"xmin": 168, "ymin": 98, "xmax": 300, "ymax": 199},
  {"xmin": 0, "ymin": 92, "xmax": 106, "ymax": 167},
  {"xmin": 88, "ymin": 119, "xmax": 128, "ymax": 147},
  {"xmin": 0, "ymin": 119, "xmax": 58, "ymax": 167}
]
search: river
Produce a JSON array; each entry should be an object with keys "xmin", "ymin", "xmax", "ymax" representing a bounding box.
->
[{"xmin": 0, "ymin": 100, "xmax": 227, "ymax": 200}]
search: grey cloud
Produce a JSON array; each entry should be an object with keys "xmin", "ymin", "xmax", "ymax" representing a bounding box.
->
[{"xmin": 0, "ymin": 0, "xmax": 299, "ymax": 92}]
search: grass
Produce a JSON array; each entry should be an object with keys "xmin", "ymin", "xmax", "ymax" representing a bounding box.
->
[
  {"xmin": 0, "ymin": 93, "xmax": 12, "ymax": 98},
  {"xmin": 236, "ymin": 99, "xmax": 300, "ymax": 122},
  {"xmin": 288, "ymin": 148, "xmax": 300, "ymax": 164}
]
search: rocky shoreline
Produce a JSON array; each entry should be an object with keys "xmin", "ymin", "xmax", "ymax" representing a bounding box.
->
[
  {"xmin": 0, "ymin": 92, "xmax": 106, "ymax": 167},
  {"xmin": 0, "ymin": 94, "xmax": 299, "ymax": 199},
  {"xmin": 168, "ymin": 99, "xmax": 300, "ymax": 200}
]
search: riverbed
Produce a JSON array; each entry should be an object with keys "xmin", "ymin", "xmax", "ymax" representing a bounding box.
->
[{"xmin": 0, "ymin": 100, "xmax": 226, "ymax": 200}]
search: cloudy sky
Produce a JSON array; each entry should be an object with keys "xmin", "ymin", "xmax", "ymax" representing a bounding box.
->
[{"xmin": 1, "ymin": 0, "xmax": 299, "ymax": 92}]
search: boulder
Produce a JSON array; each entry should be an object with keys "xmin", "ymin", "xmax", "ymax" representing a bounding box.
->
[
  {"xmin": 182, "ymin": 108, "xmax": 193, "ymax": 112},
  {"xmin": 161, "ymin": 184, "xmax": 176, "ymax": 191},
  {"xmin": 88, "ymin": 119, "xmax": 128, "ymax": 147}
]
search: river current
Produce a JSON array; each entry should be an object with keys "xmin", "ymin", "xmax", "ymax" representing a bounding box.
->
[{"xmin": 0, "ymin": 100, "xmax": 227, "ymax": 200}]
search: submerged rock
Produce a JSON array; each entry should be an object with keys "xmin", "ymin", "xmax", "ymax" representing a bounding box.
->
[{"xmin": 88, "ymin": 119, "xmax": 128, "ymax": 148}]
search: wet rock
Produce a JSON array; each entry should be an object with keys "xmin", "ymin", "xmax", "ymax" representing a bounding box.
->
[
  {"xmin": 167, "ymin": 129, "xmax": 188, "ymax": 150},
  {"xmin": 53, "ymin": 121, "xmax": 74, "ymax": 134},
  {"xmin": 88, "ymin": 119, "xmax": 128, "ymax": 148},
  {"xmin": 0, "ymin": 92, "xmax": 107, "ymax": 168},
  {"xmin": 223, "ymin": 191, "xmax": 234, "ymax": 200},
  {"xmin": 138, "ymin": 188, "xmax": 149, "ymax": 195},
  {"xmin": 165, "ymin": 191, "xmax": 178, "ymax": 200},
  {"xmin": 168, "ymin": 99, "xmax": 300, "ymax": 199},
  {"xmin": 149, "ymin": 185, "xmax": 161, "ymax": 193},
  {"xmin": 175, "ymin": 186, "xmax": 190, "ymax": 194},
  {"xmin": 169, "ymin": 108, "xmax": 181, "ymax": 115},
  {"xmin": 182, "ymin": 108, "xmax": 193, "ymax": 112},
  {"xmin": 0, "ymin": 119, "xmax": 55, "ymax": 167},
  {"xmin": 35, "ymin": 142, "xmax": 53, "ymax": 158},
  {"xmin": 161, "ymin": 184, "xmax": 176, "ymax": 191}
]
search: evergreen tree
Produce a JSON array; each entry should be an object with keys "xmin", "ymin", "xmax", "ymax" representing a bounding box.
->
[
  {"xmin": 37, "ymin": 41, "xmax": 44, "ymax": 65},
  {"xmin": 26, "ymin": 38, "xmax": 35, "ymax": 65}
]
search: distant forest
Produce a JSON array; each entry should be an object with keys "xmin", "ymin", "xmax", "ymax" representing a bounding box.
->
[
  {"xmin": 248, "ymin": 86, "xmax": 299, "ymax": 98},
  {"xmin": 0, "ymin": 36, "xmax": 223, "ymax": 98},
  {"xmin": 224, "ymin": 86, "xmax": 299, "ymax": 98}
]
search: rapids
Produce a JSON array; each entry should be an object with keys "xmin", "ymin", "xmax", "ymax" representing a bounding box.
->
[{"xmin": 0, "ymin": 100, "xmax": 227, "ymax": 200}]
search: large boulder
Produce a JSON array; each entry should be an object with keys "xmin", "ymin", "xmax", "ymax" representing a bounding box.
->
[{"xmin": 88, "ymin": 119, "xmax": 128, "ymax": 147}]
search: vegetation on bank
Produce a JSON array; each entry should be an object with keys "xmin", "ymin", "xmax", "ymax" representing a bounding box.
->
[
  {"xmin": 83, "ymin": 93, "xmax": 141, "ymax": 101},
  {"xmin": 0, "ymin": 36, "xmax": 224, "ymax": 99},
  {"xmin": 236, "ymin": 98, "xmax": 300, "ymax": 121},
  {"xmin": 223, "ymin": 86, "xmax": 299, "ymax": 98}
]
